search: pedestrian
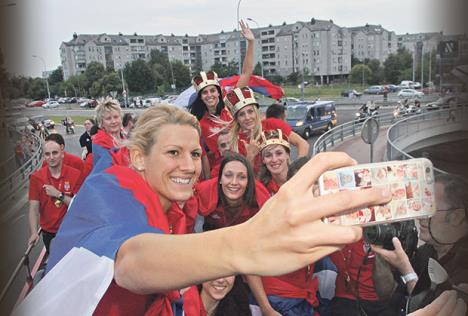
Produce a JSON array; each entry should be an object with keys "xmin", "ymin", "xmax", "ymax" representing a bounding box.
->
[
  {"xmin": 28, "ymin": 139, "xmax": 82, "ymax": 253},
  {"xmin": 79, "ymin": 118, "xmax": 95, "ymax": 159}
]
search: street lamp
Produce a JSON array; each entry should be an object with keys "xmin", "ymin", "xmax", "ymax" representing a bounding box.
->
[
  {"xmin": 32, "ymin": 55, "xmax": 51, "ymax": 100},
  {"xmin": 237, "ymin": 0, "xmax": 243, "ymax": 74},
  {"xmin": 246, "ymin": 17, "xmax": 264, "ymax": 78}
]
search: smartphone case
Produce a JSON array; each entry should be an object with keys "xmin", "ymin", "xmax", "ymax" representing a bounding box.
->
[{"xmin": 319, "ymin": 158, "xmax": 436, "ymax": 226}]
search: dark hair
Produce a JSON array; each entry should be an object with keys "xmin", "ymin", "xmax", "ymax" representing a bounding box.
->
[
  {"xmin": 197, "ymin": 276, "xmax": 251, "ymax": 316},
  {"xmin": 266, "ymin": 103, "xmax": 286, "ymax": 119},
  {"xmin": 85, "ymin": 118, "xmax": 96, "ymax": 125},
  {"xmin": 217, "ymin": 152, "xmax": 257, "ymax": 209},
  {"xmin": 189, "ymin": 85, "xmax": 224, "ymax": 121},
  {"xmin": 89, "ymin": 125, "xmax": 99, "ymax": 137},
  {"xmin": 435, "ymin": 173, "xmax": 468, "ymax": 219},
  {"xmin": 259, "ymin": 130, "xmax": 291, "ymax": 187},
  {"xmin": 45, "ymin": 133, "xmax": 65, "ymax": 146},
  {"xmin": 287, "ymin": 156, "xmax": 310, "ymax": 180},
  {"xmin": 122, "ymin": 113, "xmax": 136, "ymax": 127}
]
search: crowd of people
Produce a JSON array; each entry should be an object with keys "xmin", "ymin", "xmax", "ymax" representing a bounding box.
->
[{"xmin": 18, "ymin": 20, "xmax": 467, "ymax": 316}]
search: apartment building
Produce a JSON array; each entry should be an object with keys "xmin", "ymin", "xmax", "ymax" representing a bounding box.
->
[
  {"xmin": 349, "ymin": 24, "xmax": 398, "ymax": 62},
  {"xmin": 60, "ymin": 19, "xmax": 352, "ymax": 82}
]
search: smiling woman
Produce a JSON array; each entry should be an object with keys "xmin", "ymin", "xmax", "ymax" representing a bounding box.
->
[{"xmin": 13, "ymin": 105, "xmax": 393, "ymax": 316}]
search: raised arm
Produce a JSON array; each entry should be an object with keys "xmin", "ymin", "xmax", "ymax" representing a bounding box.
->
[
  {"xmin": 114, "ymin": 152, "xmax": 392, "ymax": 295},
  {"xmin": 237, "ymin": 20, "xmax": 255, "ymax": 88}
]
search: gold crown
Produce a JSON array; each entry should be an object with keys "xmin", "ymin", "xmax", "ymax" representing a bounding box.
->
[
  {"xmin": 258, "ymin": 129, "xmax": 290, "ymax": 152},
  {"xmin": 191, "ymin": 71, "xmax": 220, "ymax": 93},
  {"xmin": 224, "ymin": 87, "xmax": 258, "ymax": 117}
]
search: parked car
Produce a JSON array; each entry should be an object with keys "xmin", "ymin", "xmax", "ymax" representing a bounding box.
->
[
  {"xmin": 79, "ymin": 99, "xmax": 97, "ymax": 108},
  {"xmin": 387, "ymin": 84, "xmax": 399, "ymax": 92},
  {"xmin": 364, "ymin": 85, "xmax": 384, "ymax": 94},
  {"xmin": 341, "ymin": 89, "xmax": 362, "ymax": 97},
  {"xmin": 398, "ymin": 89, "xmax": 424, "ymax": 99},
  {"xmin": 42, "ymin": 101, "xmax": 60, "ymax": 109},
  {"xmin": 400, "ymin": 80, "xmax": 415, "ymax": 89},
  {"xmin": 26, "ymin": 100, "xmax": 46, "ymax": 107},
  {"xmin": 286, "ymin": 101, "xmax": 337, "ymax": 138},
  {"xmin": 413, "ymin": 82, "xmax": 422, "ymax": 89}
]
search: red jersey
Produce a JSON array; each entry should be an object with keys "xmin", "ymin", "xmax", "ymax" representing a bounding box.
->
[
  {"xmin": 42, "ymin": 151, "xmax": 84, "ymax": 172},
  {"xmin": 330, "ymin": 239, "xmax": 379, "ymax": 301},
  {"xmin": 93, "ymin": 166, "xmax": 188, "ymax": 316},
  {"xmin": 195, "ymin": 177, "xmax": 270, "ymax": 229},
  {"xmin": 199, "ymin": 107, "xmax": 232, "ymax": 167},
  {"xmin": 260, "ymin": 177, "xmax": 318, "ymax": 307},
  {"xmin": 28, "ymin": 165, "xmax": 82, "ymax": 232},
  {"xmin": 182, "ymin": 286, "xmax": 206, "ymax": 316}
]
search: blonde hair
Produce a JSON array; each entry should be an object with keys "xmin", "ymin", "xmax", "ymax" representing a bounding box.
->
[
  {"xmin": 126, "ymin": 105, "xmax": 200, "ymax": 155},
  {"xmin": 95, "ymin": 97, "xmax": 122, "ymax": 128},
  {"xmin": 229, "ymin": 105, "xmax": 262, "ymax": 152}
]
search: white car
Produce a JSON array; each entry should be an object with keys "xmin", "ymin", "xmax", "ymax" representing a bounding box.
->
[
  {"xmin": 42, "ymin": 101, "xmax": 60, "ymax": 109},
  {"xmin": 398, "ymin": 89, "xmax": 424, "ymax": 99}
]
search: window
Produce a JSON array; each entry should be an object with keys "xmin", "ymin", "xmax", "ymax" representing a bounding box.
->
[{"xmin": 338, "ymin": 40, "xmax": 342, "ymax": 47}]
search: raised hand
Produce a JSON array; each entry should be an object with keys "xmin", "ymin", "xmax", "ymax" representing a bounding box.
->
[{"xmin": 239, "ymin": 19, "xmax": 255, "ymax": 42}]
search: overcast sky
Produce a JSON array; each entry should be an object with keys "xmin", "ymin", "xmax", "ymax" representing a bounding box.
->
[{"xmin": 0, "ymin": 0, "xmax": 465, "ymax": 77}]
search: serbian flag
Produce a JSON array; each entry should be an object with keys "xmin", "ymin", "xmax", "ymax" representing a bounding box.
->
[
  {"xmin": 13, "ymin": 165, "xmax": 184, "ymax": 316},
  {"xmin": 220, "ymin": 75, "xmax": 284, "ymax": 100}
]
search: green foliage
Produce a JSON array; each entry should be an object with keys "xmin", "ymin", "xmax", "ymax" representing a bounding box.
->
[
  {"xmin": 366, "ymin": 59, "xmax": 383, "ymax": 84},
  {"xmin": 383, "ymin": 47, "xmax": 414, "ymax": 83},
  {"xmin": 349, "ymin": 64, "xmax": 371, "ymax": 84},
  {"xmin": 89, "ymin": 72, "xmax": 122, "ymax": 97},
  {"xmin": 48, "ymin": 66, "xmax": 64, "ymax": 85},
  {"xmin": 286, "ymin": 71, "xmax": 300, "ymax": 84},
  {"xmin": 171, "ymin": 60, "xmax": 191, "ymax": 88},
  {"xmin": 210, "ymin": 60, "xmax": 239, "ymax": 78},
  {"xmin": 84, "ymin": 62, "xmax": 105, "ymax": 91},
  {"xmin": 124, "ymin": 59, "xmax": 155, "ymax": 94},
  {"xmin": 253, "ymin": 62, "xmax": 262, "ymax": 76}
]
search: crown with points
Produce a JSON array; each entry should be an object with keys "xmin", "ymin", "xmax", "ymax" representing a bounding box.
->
[
  {"xmin": 258, "ymin": 129, "xmax": 290, "ymax": 152},
  {"xmin": 223, "ymin": 87, "xmax": 258, "ymax": 117},
  {"xmin": 191, "ymin": 71, "xmax": 220, "ymax": 93}
]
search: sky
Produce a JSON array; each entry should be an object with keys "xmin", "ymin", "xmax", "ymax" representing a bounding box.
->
[{"xmin": 0, "ymin": 0, "xmax": 465, "ymax": 77}]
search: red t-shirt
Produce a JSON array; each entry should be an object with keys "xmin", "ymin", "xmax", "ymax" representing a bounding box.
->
[
  {"xmin": 28, "ymin": 165, "xmax": 82, "ymax": 232},
  {"xmin": 195, "ymin": 177, "xmax": 270, "ymax": 229},
  {"xmin": 199, "ymin": 107, "xmax": 232, "ymax": 167},
  {"xmin": 260, "ymin": 177, "xmax": 318, "ymax": 307},
  {"xmin": 330, "ymin": 239, "xmax": 379, "ymax": 301},
  {"xmin": 42, "ymin": 152, "xmax": 84, "ymax": 173},
  {"xmin": 182, "ymin": 286, "xmax": 207, "ymax": 316}
]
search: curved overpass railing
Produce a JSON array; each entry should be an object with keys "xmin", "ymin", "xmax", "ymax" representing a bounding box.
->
[
  {"xmin": 386, "ymin": 104, "xmax": 468, "ymax": 174},
  {"xmin": 313, "ymin": 111, "xmax": 396, "ymax": 155}
]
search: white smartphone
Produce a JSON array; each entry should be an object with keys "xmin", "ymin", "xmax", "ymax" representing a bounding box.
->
[{"xmin": 318, "ymin": 158, "xmax": 436, "ymax": 226}]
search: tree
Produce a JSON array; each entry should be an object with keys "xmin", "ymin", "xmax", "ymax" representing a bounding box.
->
[
  {"xmin": 84, "ymin": 62, "xmax": 105, "ymax": 93},
  {"xmin": 171, "ymin": 60, "xmax": 191, "ymax": 89},
  {"xmin": 349, "ymin": 64, "xmax": 371, "ymax": 84},
  {"xmin": 124, "ymin": 59, "xmax": 155, "ymax": 94},
  {"xmin": 383, "ymin": 54, "xmax": 401, "ymax": 84},
  {"xmin": 89, "ymin": 72, "xmax": 123, "ymax": 97},
  {"xmin": 48, "ymin": 66, "xmax": 64, "ymax": 85},
  {"xmin": 366, "ymin": 59, "xmax": 383, "ymax": 84},
  {"xmin": 286, "ymin": 71, "xmax": 299, "ymax": 84},
  {"xmin": 253, "ymin": 62, "xmax": 262, "ymax": 76},
  {"xmin": 210, "ymin": 60, "xmax": 239, "ymax": 78}
]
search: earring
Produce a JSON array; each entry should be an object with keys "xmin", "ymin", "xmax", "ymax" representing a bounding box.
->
[{"xmin": 136, "ymin": 166, "xmax": 145, "ymax": 171}]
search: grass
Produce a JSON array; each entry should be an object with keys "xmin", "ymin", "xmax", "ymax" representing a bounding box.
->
[
  {"xmin": 50, "ymin": 116, "xmax": 93, "ymax": 125},
  {"xmin": 282, "ymin": 83, "xmax": 365, "ymax": 99}
]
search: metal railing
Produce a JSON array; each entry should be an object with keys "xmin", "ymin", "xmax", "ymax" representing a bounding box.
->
[
  {"xmin": 386, "ymin": 104, "xmax": 468, "ymax": 174},
  {"xmin": 0, "ymin": 131, "xmax": 43, "ymax": 204},
  {"xmin": 313, "ymin": 111, "xmax": 397, "ymax": 155}
]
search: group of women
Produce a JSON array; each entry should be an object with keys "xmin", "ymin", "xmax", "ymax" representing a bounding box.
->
[{"xmin": 14, "ymin": 20, "xmax": 462, "ymax": 316}]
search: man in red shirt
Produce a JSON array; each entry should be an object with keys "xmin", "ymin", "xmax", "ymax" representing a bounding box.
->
[
  {"xmin": 29, "ymin": 139, "xmax": 82, "ymax": 253},
  {"xmin": 42, "ymin": 133, "xmax": 84, "ymax": 172}
]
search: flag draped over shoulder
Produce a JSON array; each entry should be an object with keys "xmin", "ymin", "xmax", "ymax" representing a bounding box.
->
[{"xmin": 13, "ymin": 165, "xmax": 178, "ymax": 316}]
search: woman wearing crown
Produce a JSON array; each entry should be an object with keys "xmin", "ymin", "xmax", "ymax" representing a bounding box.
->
[
  {"xmin": 246, "ymin": 129, "xmax": 319, "ymax": 316},
  {"xmin": 189, "ymin": 21, "xmax": 255, "ymax": 177},
  {"xmin": 223, "ymin": 88, "xmax": 309, "ymax": 174}
]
